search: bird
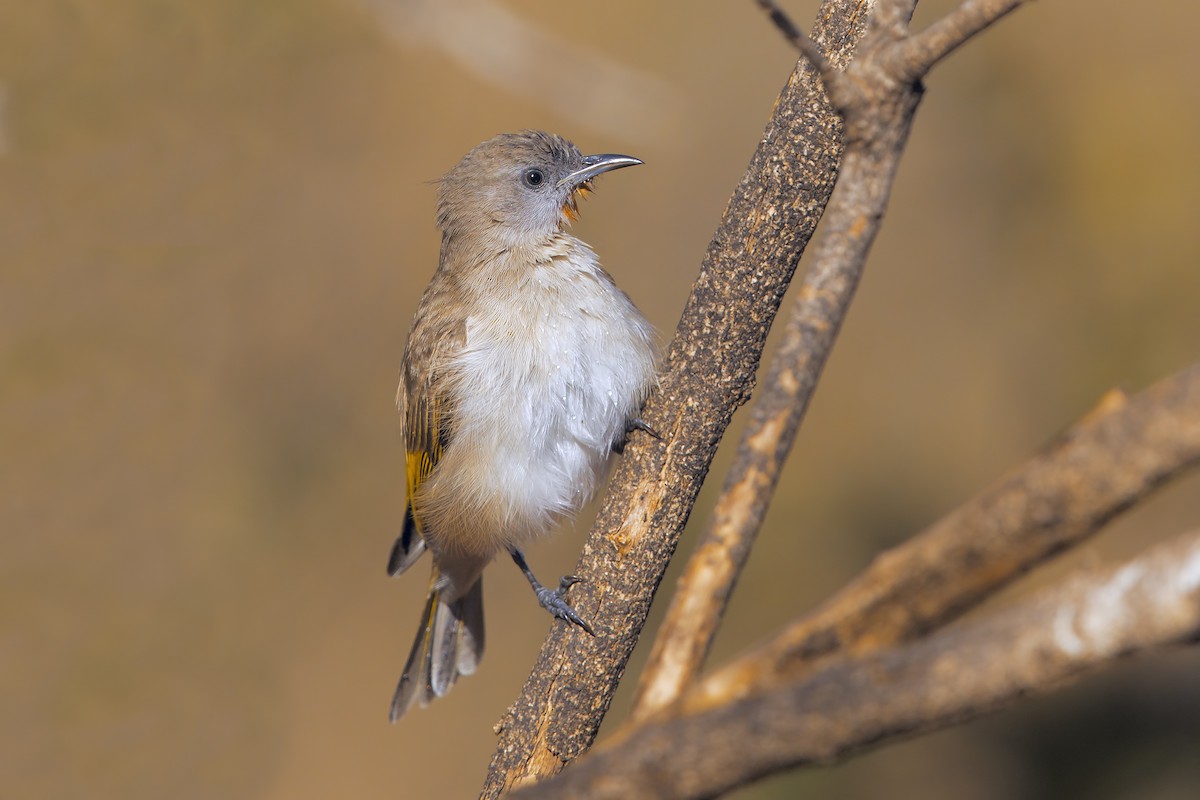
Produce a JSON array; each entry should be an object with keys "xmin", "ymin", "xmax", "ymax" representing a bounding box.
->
[{"xmin": 387, "ymin": 130, "xmax": 659, "ymax": 722}]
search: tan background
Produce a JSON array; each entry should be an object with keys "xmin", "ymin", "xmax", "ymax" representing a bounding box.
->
[{"xmin": 4, "ymin": 1, "xmax": 1200, "ymax": 798}]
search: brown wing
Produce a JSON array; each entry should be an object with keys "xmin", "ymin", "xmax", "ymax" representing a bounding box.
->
[{"xmin": 387, "ymin": 291, "xmax": 463, "ymax": 576}]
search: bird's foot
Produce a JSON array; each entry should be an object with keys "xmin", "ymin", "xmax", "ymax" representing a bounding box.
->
[
  {"xmin": 534, "ymin": 576, "xmax": 595, "ymax": 636},
  {"xmin": 613, "ymin": 416, "xmax": 664, "ymax": 454},
  {"xmin": 628, "ymin": 416, "xmax": 664, "ymax": 441}
]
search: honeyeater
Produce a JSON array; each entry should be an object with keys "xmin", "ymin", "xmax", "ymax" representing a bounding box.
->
[{"xmin": 387, "ymin": 131, "xmax": 658, "ymax": 722}]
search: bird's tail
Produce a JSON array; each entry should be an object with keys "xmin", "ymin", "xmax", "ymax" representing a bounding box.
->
[{"xmin": 389, "ymin": 572, "xmax": 485, "ymax": 722}]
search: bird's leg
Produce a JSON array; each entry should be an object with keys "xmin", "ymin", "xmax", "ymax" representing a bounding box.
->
[
  {"xmin": 508, "ymin": 548, "xmax": 595, "ymax": 636},
  {"xmin": 612, "ymin": 416, "xmax": 664, "ymax": 455}
]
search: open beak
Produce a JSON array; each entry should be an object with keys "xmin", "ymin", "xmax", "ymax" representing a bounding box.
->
[
  {"xmin": 556, "ymin": 153, "xmax": 643, "ymax": 190},
  {"xmin": 558, "ymin": 153, "xmax": 642, "ymax": 221}
]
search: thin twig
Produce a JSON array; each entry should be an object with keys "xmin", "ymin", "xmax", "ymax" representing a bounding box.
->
[
  {"xmin": 517, "ymin": 529, "xmax": 1200, "ymax": 799},
  {"xmin": 756, "ymin": 0, "xmax": 805, "ymax": 46},
  {"xmin": 687, "ymin": 363, "xmax": 1200, "ymax": 713},
  {"xmin": 897, "ymin": 0, "xmax": 1030, "ymax": 78},
  {"xmin": 755, "ymin": 0, "xmax": 835, "ymax": 76}
]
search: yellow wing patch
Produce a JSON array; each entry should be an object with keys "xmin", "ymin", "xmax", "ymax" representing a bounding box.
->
[{"xmin": 405, "ymin": 392, "xmax": 446, "ymax": 535}]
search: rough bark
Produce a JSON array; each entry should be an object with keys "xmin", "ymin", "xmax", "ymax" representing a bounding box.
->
[
  {"xmin": 633, "ymin": 0, "xmax": 929, "ymax": 719},
  {"xmin": 689, "ymin": 363, "xmax": 1200, "ymax": 712},
  {"xmin": 480, "ymin": 2, "xmax": 873, "ymax": 795},
  {"xmin": 515, "ymin": 530, "xmax": 1200, "ymax": 800}
]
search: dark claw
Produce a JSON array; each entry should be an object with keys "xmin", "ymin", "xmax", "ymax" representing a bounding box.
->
[
  {"xmin": 535, "ymin": 581, "xmax": 595, "ymax": 637},
  {"xmin": 509, "ymin": 548, "xmax": 596, "ymax": 636},
  {"xmin": 629, "ymin": 417, "xmax": 664, "ymax": 441},
  {"xmin": 613, "ymin": 416, "xmax": 664, "ymax": 455}
]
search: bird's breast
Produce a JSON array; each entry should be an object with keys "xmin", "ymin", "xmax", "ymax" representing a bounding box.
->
[{"xmin": 441, "ymin": 242, "xmax": 656, "ymax": 544}]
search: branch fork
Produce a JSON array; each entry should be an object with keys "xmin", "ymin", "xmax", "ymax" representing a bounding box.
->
[{"xmin": 475, "ymin": 2, "xmax": 1200, "ymax": 798}]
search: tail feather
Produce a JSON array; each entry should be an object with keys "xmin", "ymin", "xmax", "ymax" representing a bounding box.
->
[
  {"xmin": 427, "ymin": 595, "xmax": 460, "ymax": 698},
  {"xmin": 389, "ymin": 576, "xmax": 486, "ymax": 723},
  {"xmin": 455, "ymin": 579, "xmax": 485, "ymax": 677},
  {"xmin": 387, "ymin": 505, "xmax": 427, "ymax": 576}
]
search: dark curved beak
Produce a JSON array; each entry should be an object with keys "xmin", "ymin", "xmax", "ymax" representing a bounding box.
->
[{"xmin": 557, "ymin": 153, "xmax": 643, "ymax": 189}]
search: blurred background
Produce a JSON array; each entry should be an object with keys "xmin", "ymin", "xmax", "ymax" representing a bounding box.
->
[{"xmin": 3, "ymin": 1, "xmax": 1199, "ymax": 798}]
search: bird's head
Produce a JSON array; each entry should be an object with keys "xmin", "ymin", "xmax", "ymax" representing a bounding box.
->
[{"xmin": 436, "ymin": 131, "xmax": 641, "ymax": 243}]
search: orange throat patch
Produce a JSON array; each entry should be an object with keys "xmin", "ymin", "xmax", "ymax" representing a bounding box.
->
[{"xmin": 561, "ymin": 182, "xmax": 593, "ymax": 222}]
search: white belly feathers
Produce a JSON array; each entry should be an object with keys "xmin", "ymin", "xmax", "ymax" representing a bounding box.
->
[{"xmin": 422, "ymin": 238, "xmax": 656, "ymax": 557}]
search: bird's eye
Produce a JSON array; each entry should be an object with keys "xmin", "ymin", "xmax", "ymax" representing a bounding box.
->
[{"xmin": 523, "ymin": 168, "xmax": 545, "ymax": 188}]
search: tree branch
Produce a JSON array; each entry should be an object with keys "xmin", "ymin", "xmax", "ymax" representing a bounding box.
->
[
  {"xmin": 478, "ymin": 2, "xmax": 873, "ymax": 794},
  {"xmin": 688, "ymin": 362, "xmax": 1200, "ymax": 713},
  {"xmin": 483, "ymin": 0, "xmax": 1140, "ymax": 795},
  {"xmin": 899, "ymin": 0, "xmax": 1030, "ymax": 76},
  {"xmin": 516, "ymin": 529, "xmax": 1200, "ymax": 799},
  {"xmin": 633, "ymin": 0, "xmax": 1035, "ymax": 720},
  {"xmin": 754, "ymin": 0, "xmax": 835, "ymax": 77},
  {"xmin": 630, "ymin": 21, "xmax": 919, "ymax": 723}
]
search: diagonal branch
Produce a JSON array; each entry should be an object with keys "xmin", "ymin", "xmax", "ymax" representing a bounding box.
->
[
  {"xmin": 516, "ymin": 529, "xmax": 1200, "ymax": 800},
  {"xmin": 634, "ymin": 0, "xmax": 1035, "ymax": 720},
  {"xmin": 897, "ymin": 0, "xmax": 1030, "ymax": 77},
  {"xmin": 478, "ymin": 2, "xmax": 873, "ymax": 795},
  {"xmin": 688, "ymin": 362, "xmax": 1200, "ymax": 713},
  {"xmin": 755, "ymin": 0, "xmax": 835, "ymax": 76},
  {"xmin": 630, "ymin": 31, "xmax": 918, "ymax": 722}
]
